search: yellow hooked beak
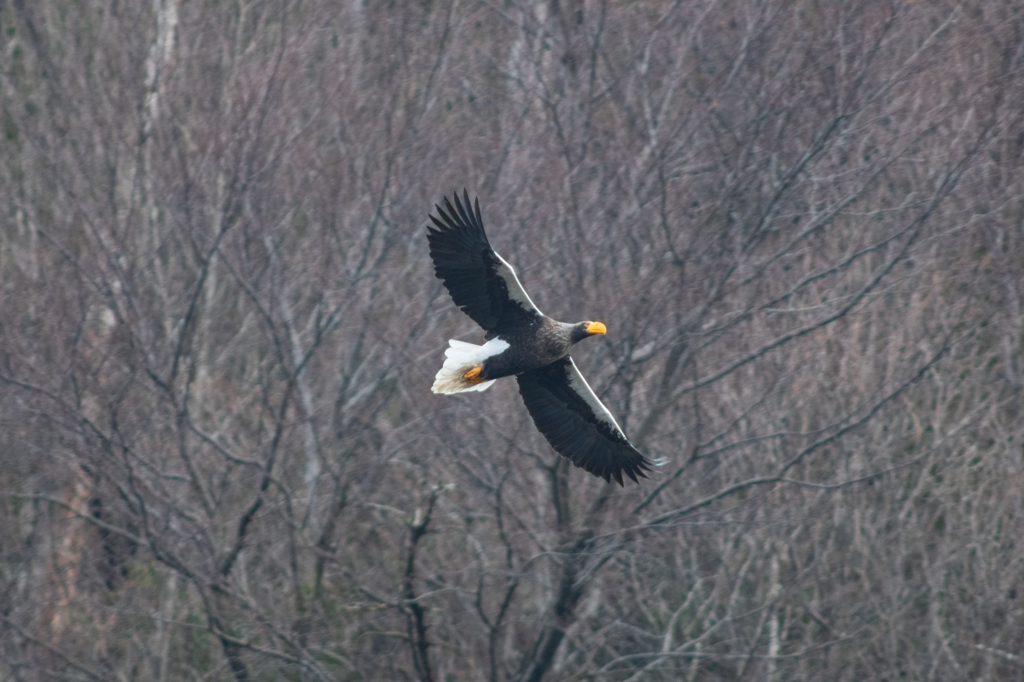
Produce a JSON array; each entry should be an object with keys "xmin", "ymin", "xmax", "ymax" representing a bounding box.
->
[{"xmin": 586, "ymin": 321, "xmax": 607, "ymax": 335}]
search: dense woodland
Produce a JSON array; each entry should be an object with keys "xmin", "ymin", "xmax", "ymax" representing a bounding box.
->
[{"xmin": 1, "ymin": 1, "xmax": 1023, "ymax": 680}]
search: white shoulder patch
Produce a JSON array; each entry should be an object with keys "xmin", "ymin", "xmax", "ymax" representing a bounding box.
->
[
  {"xmin": 565, "ymin": 358, "xmax": 626, "ymax": 436},
  {"xmin": 480, "ymin": 336, "xmax": 511, "ymax": 358},
  {"xmin": 494, "ymin": 251, "xmax": 542, "ymax": 315}
]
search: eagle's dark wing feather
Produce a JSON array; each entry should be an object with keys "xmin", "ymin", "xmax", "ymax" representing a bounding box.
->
[
  {"xmin": 517, "ymin": 358, "xmax": 651, "ymax": 485},
  {"xmin": 427, "ymin": 191, "xmax": 542, "ymax": 336}
]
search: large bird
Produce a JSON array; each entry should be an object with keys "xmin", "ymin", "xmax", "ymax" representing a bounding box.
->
[{"xmin": 427, "ymin": 191, "xmax": 651, "ymax": 485}]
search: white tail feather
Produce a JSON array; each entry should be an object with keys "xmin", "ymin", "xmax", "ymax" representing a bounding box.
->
[{"xmin": 431, "ymin": 338, "xmax": 509, "ymax": 394}]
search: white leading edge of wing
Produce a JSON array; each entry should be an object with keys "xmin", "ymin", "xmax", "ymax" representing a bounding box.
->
[
  {"xmin": 565, "ymin": 357, "xmax": 626, "ymax": 437},
  {"xmin": 494, "ymin": 251, "xmax": 543, "ymax": 315}
]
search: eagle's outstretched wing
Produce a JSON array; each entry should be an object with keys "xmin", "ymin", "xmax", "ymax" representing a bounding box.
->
[
  {"xmin": 517, "ymin": 358, "xmax": 651, "ymax": 486},
  {"xmin": 427, "ymin": 191, "xmax": 542, "ymax": 337}
]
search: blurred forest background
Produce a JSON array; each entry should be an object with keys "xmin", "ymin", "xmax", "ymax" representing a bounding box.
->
[{"xmin": 1, "ymin": 1, "xmax": 1023, "ymax": 680}]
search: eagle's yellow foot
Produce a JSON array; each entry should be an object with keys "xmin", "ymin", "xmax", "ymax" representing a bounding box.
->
[{"xmin": 464, "ymin": 366, "xmax": 485, "ymax": 384}]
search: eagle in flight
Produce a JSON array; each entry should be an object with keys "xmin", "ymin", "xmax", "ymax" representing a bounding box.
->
[{"xmin": 427, "ymin": 191, "xmax": 652, "ymax": 485}]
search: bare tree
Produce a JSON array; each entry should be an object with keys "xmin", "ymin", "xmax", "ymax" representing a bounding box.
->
[{"xmin": 1, "ymin": 1, "xmax": 1022, "ymax": 681}]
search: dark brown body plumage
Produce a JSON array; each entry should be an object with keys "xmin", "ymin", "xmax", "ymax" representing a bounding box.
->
[{"xmin": 480, "ymin": 319, "xmax": 585, "ymax": 380}]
